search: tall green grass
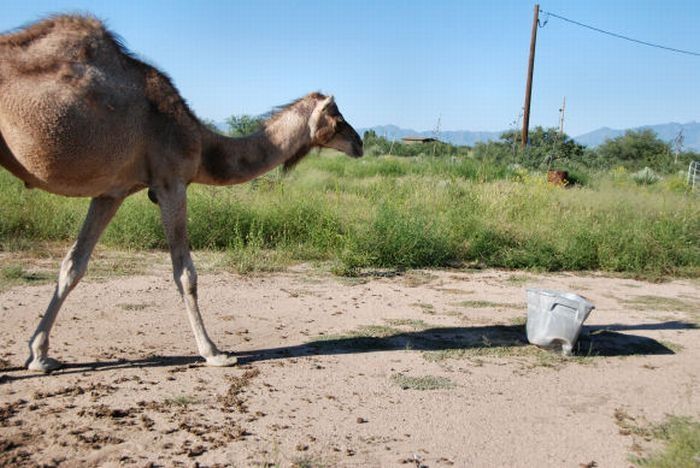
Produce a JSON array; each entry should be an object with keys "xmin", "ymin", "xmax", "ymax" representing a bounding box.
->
[{"xmin": 1, "ymin": 152, "xmax": 698, "ymax": 278}]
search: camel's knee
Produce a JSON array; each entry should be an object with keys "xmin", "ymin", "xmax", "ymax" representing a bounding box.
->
[
  {"xmin": 57, "ymin": 254, "xmax": 87, "ymax": 295},
  {"xmin": 172, "ymin": 259, "xmax": 197, "ymax": 297},
  {"xmin": 180, "ymin": 265, "xmax": 198, "ymax": 297}
]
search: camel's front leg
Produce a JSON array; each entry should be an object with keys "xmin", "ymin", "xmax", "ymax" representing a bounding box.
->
[
  {"xmin": 157, "ymin": 183, "xmax": 237, "ymax": 366},
  {"xmin": 26, "ymin": 196, "xmax": 123, "ymax": 372}
]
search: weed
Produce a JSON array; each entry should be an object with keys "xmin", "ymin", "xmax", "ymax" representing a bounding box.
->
[
  {"xmin": 632, "ymin": 167, "xmax": 661, "ymax": 185},
  {"xmin": 411, "ymin": 302, "xmax": 435, "ymax": 313},
  {"xmin": 118, "ymin": 303, "xmax": 153, "ymax": 311},
  {"xmin": 636, "ymin": 416, "xmax": 700, "ymax": 467},
  {"xmin": 615, "ymin": 410, "xmax": 700, "ymax": 467},
  {"xmin": 383, "ymin": 318, "xmax": 430, "ymax": 330},
  {"xmin": 504, "ymin": 274, "xmax": 533, "ymax": 285},
  {"xmin": 658, "ymin": 341, "xmax": 684, "ymax": 353},
  {"xmin": 510, "ymin": 316, "xmax": 527, "ymax": 326},
  {"xmin": 391, "ymin": 373, "xmax": 455, "ymax": 391},
  {"xmin": 624, "ymin": 296, "xmax": 698, "ymax": 313},
  {"xmin": 454, "ymin": 300, "xmax": 521, "ymax": 309},
  {"xmin": 291, "ymin": 454, "xmax": 333, "ymax": 468},
  {"xmin": 0, "ymin": 264, "xmax": 52, "ymax": 291},
  {"xmin": 402, "ymin": 270, "xmax": 439, "ymax": 287},
  {"xmin": 423, "ymin": 345, "xmax": 535, "ymax": 362},
  {"xmin": 1, "ymin": 265, "xmax": 24, "ymax": 280},
  {"xmin": 164, "ymin": 395, "xmax": 199, "ymax": 408}
]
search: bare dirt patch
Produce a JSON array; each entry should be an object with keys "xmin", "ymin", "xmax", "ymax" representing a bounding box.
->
[{"xmin": 1, "ymin": 254, "xmax": 698, "ymax": 466}]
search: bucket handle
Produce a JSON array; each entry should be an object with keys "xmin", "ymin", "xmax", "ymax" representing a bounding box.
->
[{"xmin": 549, "ymin": 299, "xmax": 594, "ymax": 321}]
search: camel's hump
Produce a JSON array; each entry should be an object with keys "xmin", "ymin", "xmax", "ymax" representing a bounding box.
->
[
  {"xmin": 0, "ymin": 14, "xmax": 111, "ymax": 48},
  {"xmin": 0, "ymin": 14, "xmax": 200, "ymax": 133}
]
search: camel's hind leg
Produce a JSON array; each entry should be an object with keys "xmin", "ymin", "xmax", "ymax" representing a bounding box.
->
[
  {"xmin": 26, "ymin": 196, "xmax": 123, "ymax": 372},
  {"xmin": 156, "ymin": 182, "xmax": 237, "ymax": 367}
]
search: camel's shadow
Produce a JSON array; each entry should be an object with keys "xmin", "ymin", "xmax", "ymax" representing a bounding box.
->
[{"xmin": 1, "ymin": 320, "xmax": 694, "ymax": 382}]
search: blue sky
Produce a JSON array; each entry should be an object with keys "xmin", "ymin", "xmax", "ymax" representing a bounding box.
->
[{"xmin": 2, "ymin": 0, "xmax": 698, "ymax": 136}]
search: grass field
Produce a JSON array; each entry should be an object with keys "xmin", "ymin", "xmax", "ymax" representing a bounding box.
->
[{"xmin": 1, "ymin": 151, "xmax": 698, "ymax": 278}]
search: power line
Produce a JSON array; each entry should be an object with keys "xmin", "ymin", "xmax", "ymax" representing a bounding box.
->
[{"xmin": 540, "ymin": 9, "xmax": 700, "ymax": 58}]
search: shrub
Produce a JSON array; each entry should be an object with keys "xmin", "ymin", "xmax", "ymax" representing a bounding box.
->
[{"xmin": 632, "ymin": 167, "xmax": 661, "ymax": 185}]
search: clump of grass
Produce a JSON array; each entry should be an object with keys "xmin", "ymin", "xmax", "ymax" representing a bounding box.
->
[
  {"xmin": 1, "ymin": 264, "xmax": 51, "ymax": 283},
  {"xmin": 391, "ymin": 373, "xmax": 455, "ymax": 391},
  {"xmin": 1, "ymin": 264, "xmax": 24, "ymax": 280},
  {"xmin": 504, "ymin": 274, "xmax": 533, "ymax": 285},
  {"xmin": 225, "ymin": 246, "xmax": 291, "ymax": 275},
  {"xmin": 658, "ymin": 341, "xmax": 684, "ymax": 353},
  {"xmin": 89, "ymin": 252, "xmax": 150, "ymax": 278},
  {"xmin": 615, "ymin": 410, "xmax": 700, "ymax": 468},
  {"xmin": 118, "ymin": 302, "xmax": 153, "ymax": 311},
  {"xmin": 454, "ymin": 300, "xmax": 521, "ymax": 309},
  {"xmin": 635, "ymin": 416, "xmax": 700, "ymax": 467},
  {"xmin": 423, "ymin": 345, "xmax": 535, "ymax": 362},
  {"xmin": 352, "ymin": 325, "xmax": 399, "ymax": 337},
  {"xmin": 623, "ymin": 296, "xmax": 698, "ymax": 313},
  {"xmin": 510, "ymin": 316, "xmax": 527, "ymax": 326},
  {"xmin": 164, "ymin": 395, "xmax": 199, "ymax": 407},
  {"xmin": 632, "ymin": 167, "xmax": 661, "ymax": 185},
  {"xmin": 411, "ymin": 302, "xmax": 435, "ymax": 314},
  {"xmin": 401, "ymin": 270, "xmax": 439, "ymax": 287},
  {"xmin": 291, "ymin": 455, "xmax": 331, "ymax": 468},
  {"xmin": 383, "ymin": 318, "xmax": 430, "ymax": 330},
  {"xmin": 0, "ymin": 264, "xmax": 53, "ymax": 291}
]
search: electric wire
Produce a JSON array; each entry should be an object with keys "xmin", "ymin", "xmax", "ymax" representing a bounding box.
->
[{"xmin": 540, "ymin": 10, "xmax": 700, "ymax": 57}]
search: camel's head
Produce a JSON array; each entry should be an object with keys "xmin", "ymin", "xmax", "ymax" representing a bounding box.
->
[{"xmin": 309, "ymin": 95, "xmax": 363, "ymax": 158}]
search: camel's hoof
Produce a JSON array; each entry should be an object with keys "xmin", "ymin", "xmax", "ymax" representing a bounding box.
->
[
  {"xmin": 204, "ymin": 353, "xmax": 238, "ymax": 367},
  {"xmin": 27, "ymin": 356, "xmax": 63, "ymax": 373}
]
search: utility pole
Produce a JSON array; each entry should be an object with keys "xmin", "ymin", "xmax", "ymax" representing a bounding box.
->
[
  {"xmin": 432, "ymin": 115, "xmax": 441, "ymax": 157},
  {"xmin": 521, "ymin": 3, "xmax": 540, "ymax": 149},
  {"xmin": 558, "ymin": 96, "xmax": 566, "ymax": 137},
  {"xmin": 672, "ymin": 129, "xmax": 684, "ymax": 165}
]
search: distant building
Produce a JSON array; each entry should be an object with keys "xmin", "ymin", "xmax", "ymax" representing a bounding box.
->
[{"xmin": 401, "ymin": 136, "xmax": 439, "ymax": 144}]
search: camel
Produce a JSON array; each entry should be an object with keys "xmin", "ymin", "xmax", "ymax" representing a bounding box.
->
[{"xmin": 0, "ymin": 15, "xmax": 363, "ymax": 372}]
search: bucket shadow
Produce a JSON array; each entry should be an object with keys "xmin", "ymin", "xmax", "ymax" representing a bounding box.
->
[
  {"xmin": 0, "ymin": 320, "xmax": 693, "ymax": 381},
  {"xmin": 239, "ymin": 320, "xmax": 691, "ymax": 363},
  {"xmin": 579, "ymin": 321, "xmax": 695, "ymax": 357}
]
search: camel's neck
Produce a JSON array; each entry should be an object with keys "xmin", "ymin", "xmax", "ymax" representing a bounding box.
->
[{"xmin": 195, "ymin": 113, "xmax": 312, "ymax": 185}]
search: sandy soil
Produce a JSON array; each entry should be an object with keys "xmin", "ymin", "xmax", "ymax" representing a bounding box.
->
[{"xmin": 1, "ymin": 252, "xmax": 698, "ymax": 467}]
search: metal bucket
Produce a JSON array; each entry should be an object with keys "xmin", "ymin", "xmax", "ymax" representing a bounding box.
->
[{"xmin": 526, "ymin": 289, "xmax": 595, "ymax": 355}]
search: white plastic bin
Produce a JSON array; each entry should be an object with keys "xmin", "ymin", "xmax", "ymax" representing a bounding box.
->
[{"xmin": 526, "ymin": 289, "xmax": 595, "ymax": 355}]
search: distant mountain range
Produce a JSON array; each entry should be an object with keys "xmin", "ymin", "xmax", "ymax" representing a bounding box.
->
[
  {"xmin": 358, "ymin": 121, "xmax": 700, "ymax": 151},
  {"xmin": 574, "ymin": 122, "xmax": 700, "ymax": 151}
]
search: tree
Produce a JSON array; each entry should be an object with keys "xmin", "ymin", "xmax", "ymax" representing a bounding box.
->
[
  {"xmin": 479, "ymin": 126, "xmax": 586, "ymax": 168},
  {"xmin": 225, "ymin": 114, "xmax": 263, "ymax": 137},
  {"xmin": 596, "ymin": 129, "xmax": 671, "ymax": 170}
]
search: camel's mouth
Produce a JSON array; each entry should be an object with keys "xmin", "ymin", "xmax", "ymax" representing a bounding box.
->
[
  {"xmin": 351, "ymin": 141, "xmax": 363, "ymax": 158},
  {"xmin": 339, "ymin": 121, "xmax": 364, "ymax": 158}
]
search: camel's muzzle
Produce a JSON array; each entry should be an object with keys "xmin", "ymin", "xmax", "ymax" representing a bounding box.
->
[{"xmin": 340, "ymin": 121, "xmax": 363, "ymax": 158}]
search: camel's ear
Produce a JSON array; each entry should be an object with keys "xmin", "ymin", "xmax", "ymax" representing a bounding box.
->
[
  {"xmin": 321, "ymin": 95, "xmax": 335, "ymax": 111},
  {"xmin": 309, "ymin": 95, "xmax": 335, "ymax": 136}
]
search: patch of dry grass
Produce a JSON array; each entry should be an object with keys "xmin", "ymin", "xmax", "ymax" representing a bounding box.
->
[{"xmin": 391, "ymin": 373, "xmax": 455, "ymax": 391}]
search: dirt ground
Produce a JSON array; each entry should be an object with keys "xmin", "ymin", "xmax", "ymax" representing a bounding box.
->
[{"xmin": 1, "ymin": 250, "xmax": 698, "ymax": 467}]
